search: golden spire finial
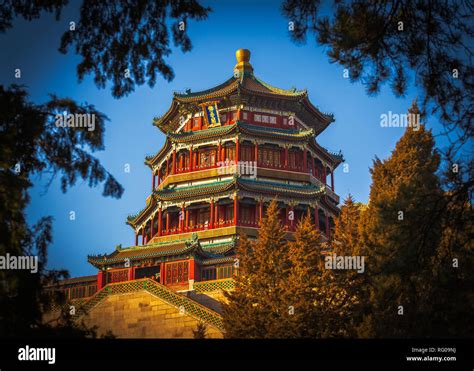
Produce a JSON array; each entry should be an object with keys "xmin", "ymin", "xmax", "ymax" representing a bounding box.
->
[
  {"xmin": 234, "ymin": 49, "xmax": 253, "ymax": 77},
  {"xmin": 236, "ymin": 49, "xmax": 251, "ymax": 64}
]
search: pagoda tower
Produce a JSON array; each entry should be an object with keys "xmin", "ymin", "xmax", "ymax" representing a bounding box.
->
[{"xmin": 87, "ymin": 49, "xmax": 343, "ymax": 292}]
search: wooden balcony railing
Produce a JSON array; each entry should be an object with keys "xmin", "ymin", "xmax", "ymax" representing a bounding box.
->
[
  {"xmin": 175, "ymin": 166, "xmax": 190, "ymax": 174},
  {"xmin": 158, "ymin": 220, "xmax": 235, "ymax": 237},
  {"xmin": 193, "ymin": 163, "xmax": 219, "ymax": 171},
  {"xmin": 161, "ymin": 161, "xmax": 311, "ymax": 183},
  {"xmin": 238, "ymin": 220, "xmax": 258, "ymax": 227}
]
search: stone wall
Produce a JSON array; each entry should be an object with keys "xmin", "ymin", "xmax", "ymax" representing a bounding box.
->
[{"xmin": 81, "ymin": 290, "xmax": 223, "ymax": 338}]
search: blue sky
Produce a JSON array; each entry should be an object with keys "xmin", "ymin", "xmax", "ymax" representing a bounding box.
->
[{"xmin": 1, "ymin": 0, "xmax": 444, "ymax": 277}]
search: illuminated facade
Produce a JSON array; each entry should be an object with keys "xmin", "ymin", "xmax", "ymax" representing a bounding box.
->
[{"xmin": 55, "ymin": 50, "xmax": 343, "ymax": 333}]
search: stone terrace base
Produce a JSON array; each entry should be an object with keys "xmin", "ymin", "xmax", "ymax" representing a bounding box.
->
[{"xmin": 81, "ymin": 290, "xmax": 223, "ymax": 338}]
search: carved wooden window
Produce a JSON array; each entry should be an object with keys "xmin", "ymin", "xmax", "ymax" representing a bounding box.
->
[
  {"xmin": 165, "ymin": 261, "xmax": 189, "ymax": 285},
  {"xmin": 201, "ymin": 267, "xmax": 216, "ymax": 281},
  {"xmin": 225, "ymin": 205, "xmax": 234, "ymax": 221},
  {"xmin": 70, "ymin": 286, "xmax": 87, "ymax": 299},
  {"xmin": 290, "ymin": 151, "xmax": 298, "ymax": 168},
  {"xmin": 217, "ymin": 266, "xmax": 234, "ymax": 279},
  {"xmin": 106, "ymin": 269, "xmax": 129, "ymax": 284},
  {"xmin": 241, "ymin": 145, "xmax": 252, "ymax": 161},
  {"xmin": 199, "ymin": 149, "xmax": 216, "ymax": 168},
  {"xmin": 240, "ymin": 205, "xmax": 254, "ymax": 224},
  {"xmin": 225, "ymin": 146, "xmax": 235, "ymax": 162},
  {"xmin": 88, "ymin": 285, "xmax": 97, "ymax": 297},
  {"xmin": 166, "ymin": 266, "xmax": 171, "ymax": 283}
]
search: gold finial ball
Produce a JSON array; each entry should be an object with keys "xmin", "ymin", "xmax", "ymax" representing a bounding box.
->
[{"xmin": 236, "ymin": 49, "xmax": 251, "ymax": 64}]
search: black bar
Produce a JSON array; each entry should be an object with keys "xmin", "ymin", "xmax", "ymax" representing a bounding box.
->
[{"xmin": 0, "ymin": 338, "xmax": 472, "ymax": 369}]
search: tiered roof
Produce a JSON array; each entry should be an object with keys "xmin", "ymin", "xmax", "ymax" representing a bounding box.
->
[
  {"xmin": 153, "ymin": 50, "xmax": 334, "ymax": 135},
  {"xmin": 144, "ymin": 122, "xmax": 343, "ymax": 169},
  {"xmin": 88, "ymin": 235, "xmax": 236, "ymax": 268},
  {"xmin": 126, "ymin": 176, "xmax": 327, "ymax": 228}
]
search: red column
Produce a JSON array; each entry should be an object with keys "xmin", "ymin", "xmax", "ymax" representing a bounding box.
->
[
  {"xmin": 160, "ymin": 262, "xmax": 165, "ymax": 284},
  {"xmin": 259, "ymin": 201, "xmax": 263, "ymax": 222},
  {"xmin": 331, "ymin": 170, "xmax": 334, "ymax": 190},
  {"xmin": 158, "ymin": 208, "xmax": 162, "ymax": 236},
  {"xmin": 215, "ymin": 203, "xmax": 220, "ymax": 228},
  {"xmin": 284, "ymin": 147, "xmax": 289, "ymax": 169},
  {"xmin": 234, "ymin": 197, "xmax": 238, "ymax": 226},
  {"xmin": 323, "ymin": 166, "xmax": 327, "ymax": 185},
  {"xmin": 217, "ymin": 142, "xmax": 222, "ymax": 163},
  {"xmin": 235, "ymin": 138, "xmax": 240, "ymax": 163},
  {"xmin": 180, "ymin": 205, "xmax": 185, "ymax": 232},
  {"xmin": 141, "ymin": 227, "xmax": 145, "ymax": 245},
  {"xmin": 150, "ymin": 215, "xmax": 154, "ymax": 239},
  {"xmin": 189, "ymin": 259, "xmax": 195, "ymax": 280},
  {"xmin": 189, "ymin": 147, "xmax": 194, "ymax": 171},
  {"xmin": 97, "ymin": 271, "xmax": 105, "ymax": 290},
  {"xmin": 303, "ymin": 148, "xmax": 307, "ymax": 173},
  {"xmin": 285, "ymin": 205, "xmax": 289, "ymax": 229},
  {"xmin": 128, "ymin": 267, "xmax": 134, "ymax": 281},
  {"xmin": 172, "ymin": 149, "xmax": 177, "ymax": 175},
  {"xmin": 312, "ymin": 157, "xmax": 316, "ymax": 177},
  {"xmin": 179, "ymin": 153, "xmax": 183, "ymax": 172},
  {"xmin": 210, "ymin": 199, "xmax": 214, "ymax": 229},
  {"xmin": 185, "ymin": 209, "xmax": 189, "ymax": 231},
  {"xmin": 157, "ymin": 169, "xmax": 161, "ymax": 186},
  {"xmin": 165, "ymin": 212, "xmax": 169, "ymax": 233},
  {"xmin": 198, "ymin": 117, "xmax": 203, "ymax": 130}
]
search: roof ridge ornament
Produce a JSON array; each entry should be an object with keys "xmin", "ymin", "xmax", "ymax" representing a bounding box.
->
[
  {"xmin": 185, "ymin": 233, "xmax": 200, "ymax": 249},
  {"xmin": 233, "ymin": 49, "xmax": 253, "ymax": 78}
]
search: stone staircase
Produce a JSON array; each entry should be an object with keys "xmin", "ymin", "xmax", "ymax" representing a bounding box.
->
[{"xmin": 75, "ymin": 278, "xmax": 224, "ymax": 331}]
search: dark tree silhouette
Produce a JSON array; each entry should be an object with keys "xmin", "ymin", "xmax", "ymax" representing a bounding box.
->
[
  {"xmin": 1, "ymin": 0, "xmax": 211, "ymax": 98},
  {"xmin": 282, "ymin": 0, "xmax": 473, "ymax": 146},
  {"xmin": 223, "ymin": 201, "xmax": 291, "ymax": 338},
  {"xmin": 282, "ymin": 3, "xmax": 474, "ymax": 291},
  {"xmin": 0, "ymin": 0, "xmax": 67, "ymax": 32},
  {"xmin": 0, "ymin": 85, "xmax": 123, "ymax": 336}
]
